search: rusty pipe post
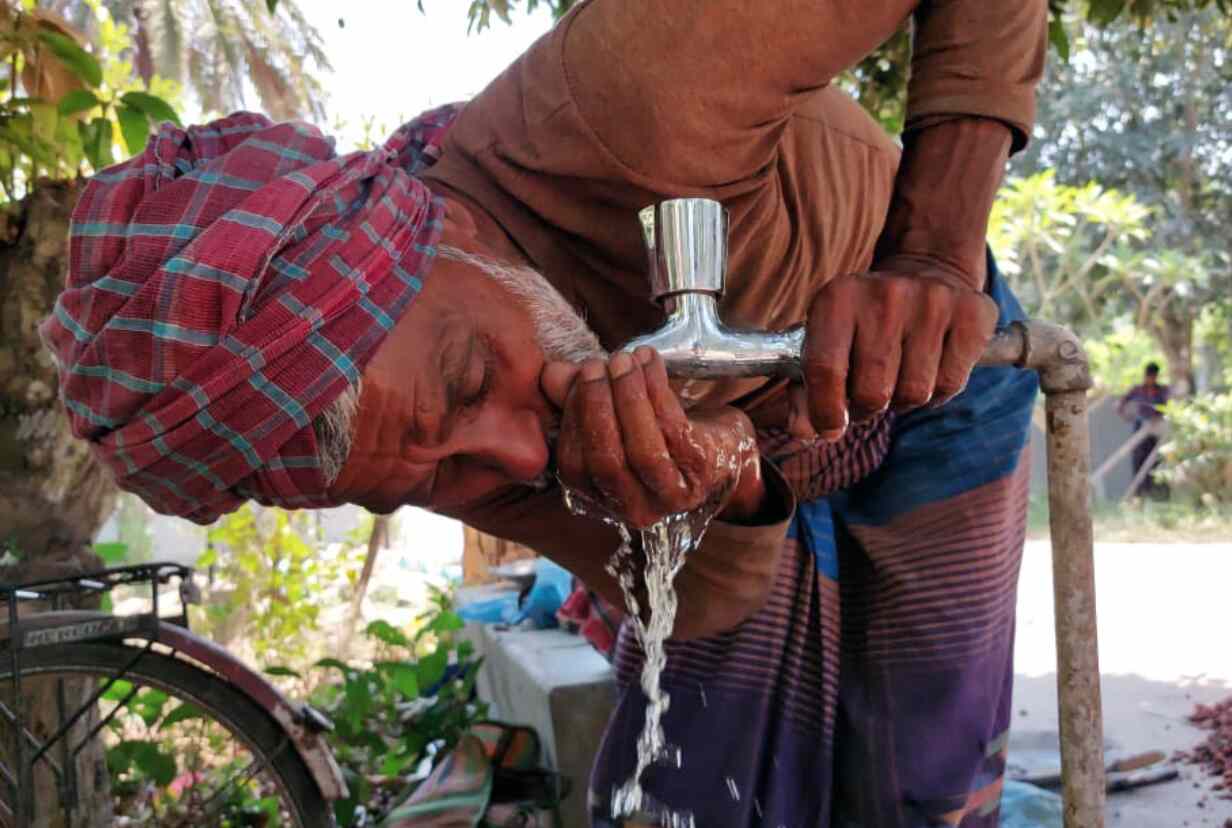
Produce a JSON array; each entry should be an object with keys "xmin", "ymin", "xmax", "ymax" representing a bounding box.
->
[
  {"xmin": 981, "ymin": 321, "xmax": 1105, "ymax": 828},
  {"xmin": 629, "ymin": 198, "xmax": 1104, "ymax": 825}
]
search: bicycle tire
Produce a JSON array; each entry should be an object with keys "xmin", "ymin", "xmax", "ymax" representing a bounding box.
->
[{"xmin": 0, "ymin": 641, "xmax": 334, "ymax": 828}]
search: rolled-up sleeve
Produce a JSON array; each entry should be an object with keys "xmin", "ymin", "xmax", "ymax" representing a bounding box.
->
[{"xmin": 907, "ymin": 0, "xmax": 1048, "ymax": 152}]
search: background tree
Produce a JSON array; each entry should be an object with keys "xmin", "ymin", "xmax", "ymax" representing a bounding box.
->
[
  {"xmin": 1017, "ymin": 6, "xmax": 1232, "ymax": 254},
  {"xmin": 47, "ymin": 0, "xmax": 330, "ymax": 119},
  {"xmin": 990, "ymin": 171, "xmax": 1217, "ymax": 393},
  {"xmin": 1011, "ymin": 8, "xmax": 1232, "ymax": 392},
  {"xmin": 0, "ymin": 4, "xmax": 326, "ymax": 822}
]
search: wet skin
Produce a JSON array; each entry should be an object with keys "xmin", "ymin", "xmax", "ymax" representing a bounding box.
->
[
  {"xmin": 327, "ymin": 206, "xmax": 765, "ymax": 526},
  {"xmin": 330, "ymin": 118, "xmax": 1011, "ymax": 528}
]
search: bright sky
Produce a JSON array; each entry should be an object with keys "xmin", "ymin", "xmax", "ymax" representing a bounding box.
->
[
  {"xmin": 295, "ymin": 0, "xmax": 555, "ymax": 150},
  {"xmin": 290, "ymin": 1, "xmax": 554, "ymax": 565}
]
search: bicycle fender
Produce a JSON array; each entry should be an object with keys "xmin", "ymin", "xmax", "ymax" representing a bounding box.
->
[
  {"xmin": 3, "ymin": 611, "xmax": 348, "ymax": 803},
  {"xmin": 154, "ymin": 623, "xmax": 350, "ymax": 802}
]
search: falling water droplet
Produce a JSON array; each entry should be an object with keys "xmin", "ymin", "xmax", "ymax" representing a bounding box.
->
[
  {"xmin": 562, "ymin": 481, "xmax": 722, "ymax": 827},
  {"xmin": 726, "ymin": 776, "xmax": 741, "ymax": 802}
]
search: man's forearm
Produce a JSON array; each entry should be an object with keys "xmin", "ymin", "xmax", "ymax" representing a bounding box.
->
[{"xmin": 874, "ymin": 117, "xmax": 1013, "ymax": 289}]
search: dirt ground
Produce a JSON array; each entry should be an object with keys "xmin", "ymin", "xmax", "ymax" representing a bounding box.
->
[{"xmin": 1012, "ymin": 539, "xmax": 1232, "ymax": 827}]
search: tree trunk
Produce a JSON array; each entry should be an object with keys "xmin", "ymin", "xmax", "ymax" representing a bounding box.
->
[
  {"xmin": 1151, "ymin": 301, "xmax": 1196, "ymax": 398},
  {"xmin": 0, "ymin": 180, "xmax": 117, "ymax": 826},
  {"xmin": 337, "ymin": 514, "xmax": 389, "ymax": 656}
]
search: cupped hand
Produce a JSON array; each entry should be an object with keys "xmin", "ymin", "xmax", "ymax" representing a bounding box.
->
[
  {"xmin": 792, "ymin": 257, "xmax": 999, "ymax": 442},
  {"xmin": 541, "ymin": 347, "xmax": 763, "ymax": 528}
]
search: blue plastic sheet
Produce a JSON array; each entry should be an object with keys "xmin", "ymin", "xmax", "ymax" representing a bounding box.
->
[
  {"xmin": 999, "ymin": 780, "xmax": 1063, "ymax": 828},
  {"xmin": 456, "ymin": 559, "xmax": 574, "ymax": 629}
]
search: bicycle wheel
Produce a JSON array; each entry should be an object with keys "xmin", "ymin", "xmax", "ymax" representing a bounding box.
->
[{"xmin": 0, "ymin": 641, "xmax": 333, "ymax": 828}]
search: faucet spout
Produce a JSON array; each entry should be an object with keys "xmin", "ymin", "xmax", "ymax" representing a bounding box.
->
[
  {"xmin": 624, "ymin": 292, "xmax": 804, "ymax": 379},
  {"xmin": 625, "ymin": 198, "xmax": 804, "ymax": 379}
]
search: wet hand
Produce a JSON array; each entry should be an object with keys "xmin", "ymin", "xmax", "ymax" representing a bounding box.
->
[
  {"xmin": 791, "ymin": 257, "xmax": 998, "ymax": 442},
  {"xmin": 541, "ymin": 347, "xmax": 764, "ymax": 528}
]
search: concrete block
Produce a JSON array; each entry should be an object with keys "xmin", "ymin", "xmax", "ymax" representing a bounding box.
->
[{"xmin": 463, "ymin": 625, "xmax": 618, "ymax": 828}]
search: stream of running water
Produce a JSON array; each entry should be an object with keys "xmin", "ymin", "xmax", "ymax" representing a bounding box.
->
[{"xmin": 561, "ymin": 488, "xmax": 722, "ymax": 828}]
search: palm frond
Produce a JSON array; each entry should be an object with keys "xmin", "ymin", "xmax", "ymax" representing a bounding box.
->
[
  {"xmin": 148, "ymin": 0, "xmax": 185, "ymax": 84},
  {"xmin": 202, "ymin": 0, "xmax": 247, "ymax": 110}
]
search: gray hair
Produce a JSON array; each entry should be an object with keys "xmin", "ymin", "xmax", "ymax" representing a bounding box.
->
[
  {"xmin": 314, "ymin": 379, "xmax": 361, "ymax": 486},
  {"xmin": 436, "ymin": 245, "xmax": 605, "ymax": 362},
  {"xmin": 311, "ymin": 247, "xmax": 604, "ymax": 486}
]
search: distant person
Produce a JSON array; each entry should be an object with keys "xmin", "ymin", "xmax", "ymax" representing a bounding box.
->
[{"xmin": 1118, "ymin": 362, "xmax": 1170, "ymax": 497}]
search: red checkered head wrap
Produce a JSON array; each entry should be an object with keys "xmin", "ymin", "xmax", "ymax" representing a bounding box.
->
[{"xmin": 40, "ymin": 105, "xmax": 461, "ymax": 524}]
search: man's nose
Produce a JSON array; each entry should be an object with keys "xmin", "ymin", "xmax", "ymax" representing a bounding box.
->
[{"xmin": 471, "ymin": 407, "xmax": 550, "ymax": 484}]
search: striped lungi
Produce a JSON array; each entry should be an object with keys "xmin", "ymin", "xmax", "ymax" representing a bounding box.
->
[{"xmin": 590, "ymin": 253, "xmax": 1039, "ymax": 827}]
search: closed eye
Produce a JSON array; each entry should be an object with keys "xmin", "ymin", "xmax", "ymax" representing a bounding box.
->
[{"xmin": 461, "ymin": 335, "xmax": 495, "ymax": 410}]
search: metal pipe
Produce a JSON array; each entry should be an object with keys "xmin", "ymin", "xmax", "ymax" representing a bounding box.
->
[
  {"xmin": 624, "ymin": 198, "xmax": 1105, "ymax": 828},
  {"xmin": 1044, "ymin": 390, "xmax": 1106, "ymax": 828}
]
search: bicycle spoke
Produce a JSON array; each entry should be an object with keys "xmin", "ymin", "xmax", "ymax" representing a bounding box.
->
[
  {"xmin": 70, "ymin": 679, "xmax": 140, "ymax": 760},
  {"xmin": 186, "ymin": 736, "xmax": 291, "ymax": 827},
  {"xmin": 55, "ymin": 676, "xmax": 79, "ymax": 809},
  {"xmin": 0, "ymin": 699, "xmax": 64, "ymax": 780},
  {"xmin": 33, "ymin": 642, "xmax": 153, "ymax": 766},
  {"xmin": 2, "ymin": 637, "xmax": 325, "ymax": 827}
]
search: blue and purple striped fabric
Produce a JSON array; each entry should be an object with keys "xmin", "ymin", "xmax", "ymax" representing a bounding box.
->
[{"xmin": 591, "ymin": 253, "xmax": 1039, "ymax": 827}]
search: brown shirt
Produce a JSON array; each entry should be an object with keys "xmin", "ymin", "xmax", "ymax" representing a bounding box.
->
[{"xmin": 421, "ymin": 0, "xmax": 1047, "ymax": 636}]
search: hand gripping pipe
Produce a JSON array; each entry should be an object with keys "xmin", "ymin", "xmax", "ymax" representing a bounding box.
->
[{"xmin": 623, "ymin": 198, "xmax": 1105, "ymax": 828}]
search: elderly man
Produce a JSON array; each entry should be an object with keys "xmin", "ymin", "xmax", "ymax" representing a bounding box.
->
[{"xmin": 44, "ymin": 1, "xmax": 1046, "ymax": 825}]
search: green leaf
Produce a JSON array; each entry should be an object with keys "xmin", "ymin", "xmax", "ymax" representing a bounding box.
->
[
  {"xmin": 132, "ymin": 688, "xmax": 170, "ymax": 726},
  {"xmin": 0, "ymin": 115, "xmax": 55, "ymax": 167},
  {"xmin": 116, "ymin": 103, "xmax": 149, "ymax": 157},
  {"xmin": 264, "ymin": 665, "xmax": 302, "ymax": 678},
  {"xmin": 78, "ymin": 117, "xmax": 113, "ymax": 171},
  {"xmin": 266, "ymin": 0, "xmax": 279, "ymax": 12},
  {"xmin": 1087, "ymin": 0, "xmax": 1128, "ymax": 25},
  {"xmin": 158, "ymin": 702, "xmax": 205, "ymax": 729},
  {"xmin": 460, "ymin": 657, "xmax": 483, "ymax": 697},
  {"xmin": 365, "ymin": 619, "xmax": 409, "ymax": 648},
  {"xmin": 315, "ymin": 657, "xmax": 351, "ymax": 675},
  {"xmin": 417, "ymin": 650, "xmax": 448, "ymax": 691},
  {"xmin": 35, "ymin": 31, "xmax": 102, "ymax": 88},
  {"xmin": 1048, "ymin": 16, "xmax": 1071, "ymax": 62},
  {"xmin": 101, "ymin": 678, "xmax": 135, "ymax": 703},
  {"xmin": 93, "ymin": 542, "xmax": 127, "ymax": 565},
  {"xmin": 107, "ymin": 740, "xmax": 177, "ymax": 786},
  {"xmin": 379, "ymin": 750, "xmax": 417, "ymax": 777},
  {"xmin": 58, "ymin": 89, "xmax": 100, "ymax": 117},
  {"xmin": 120, "ymin": 91, "xmax": 181, "ymax": 127},
  {"xmin": 341, "ymin": 676, "xmax": 373, "ymax": 731},
  {"xmin": 379, "ymin": 661, "xmax": 419, "ymax": 698},
  {"xmin": 429, "ymin": 610, "xmax": 464, "ymax": 634},
  {"xmin": 133, "ymin": 744, "xmax": 177, "ymax": 786}
]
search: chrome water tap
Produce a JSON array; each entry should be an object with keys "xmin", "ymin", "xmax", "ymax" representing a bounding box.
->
[
  {"xmin": 622, "ymin": 198, "xmax": 804, "ymax": 379},
  {"xmin": 620, "ymin": 197, "xmax": 1106, "ymax": 828}
]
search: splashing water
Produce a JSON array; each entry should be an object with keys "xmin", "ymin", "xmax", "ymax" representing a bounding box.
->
[
  {"xmin": 560, "ymin": 428, "xmax": 755, "ymax": 826},
  {"xmin": 561, "ymin": 486, "xmax": 721, "ymax": 828}
]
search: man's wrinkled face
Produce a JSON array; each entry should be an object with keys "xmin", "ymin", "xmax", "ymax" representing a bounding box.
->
[{"xmin": 328, "ymin": 247, "xmax": 603, "ymax": 515}]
